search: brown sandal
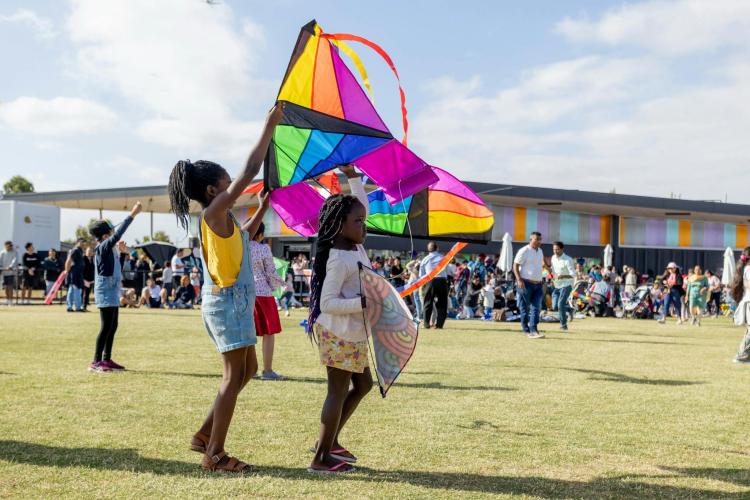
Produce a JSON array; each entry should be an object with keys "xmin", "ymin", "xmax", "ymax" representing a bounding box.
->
[
  {"xmin": 190, "ymin": 431, "xmax": 210, "ymax": 453},
  {"xmin": 201, "ymin": 451, "xmax": 252, "ymax": 474}
]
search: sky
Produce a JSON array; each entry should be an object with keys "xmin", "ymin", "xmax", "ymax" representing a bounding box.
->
[{"xmin": 2, "ymin": 0, "xmax": 749, "ymax": 246}]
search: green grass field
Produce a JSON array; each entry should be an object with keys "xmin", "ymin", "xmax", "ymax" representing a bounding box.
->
[{"xmin": 1, "ymin": 306, "xmax": 749, "ymax": 499}]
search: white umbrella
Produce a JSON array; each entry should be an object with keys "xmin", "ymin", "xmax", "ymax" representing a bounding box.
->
[
  {"xmin": 498, "ymin": 232, "xmax": 514, "ymax": 276},
  {"xmin": 603, "ymin": 244, "xmax": 613, "ymax": 268},
  {"xmin": 722, "ymin": 247, "xmax": 736, "ymax": 285}
]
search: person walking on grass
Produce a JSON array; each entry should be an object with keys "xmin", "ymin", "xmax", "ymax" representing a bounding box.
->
[
  {"xmin": 706, "ymin": 270, "xmax": 722, "ymax": 317},
  {"xmin": 687, "ymin": 265, "xmax": 709, "ymax": 326},
  {"xmin": 732, "ymin": 247, "xmax": 750, "ymax": 363},
  {"xmin": 1, "ymin": 241, "xmax": 19, "ymax": 306},
  {"xmin": 243, "ymin": 192, "xmax": 288, "ymax": 381},
  {"xmin": 420, "ymin": 241, "xmax": 449, "ymax": 329},
  {"xmin": 514, "ymin": 232, "xmax": 545, "ymax": 338},
  {"xmin": 168, "ymin": 104, "xmax": 283, "ymax": 474},
  {"xmin": 64, "ymin": 238, "xmax": 85, "ymax": 312},
  {"xmin": 550, "ymin": 241, "xmax": 576, "ymax": 331},
  {"xmin": 307, "ymin": 164, "xmax": 372, "ymax": 474},
  {"xmin": 88, "ymin": 202, "xmax": 142, "ymax": 373},
  {"xmin": 658, "ymin": 262, "xmax": 684, "ymax": 325}
]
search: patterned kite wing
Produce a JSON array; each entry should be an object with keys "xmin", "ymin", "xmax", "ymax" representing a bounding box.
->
[
  {"xmin": 265, "ymin": 20, "xmax": 437, "ymax": 211},
  {"xmin": 358, "ymin": 262, "xmax": 419, "ymax": 397},
  {"xmin": 367, "ymin": 166, "xmax": 494, "ymax": 243}
]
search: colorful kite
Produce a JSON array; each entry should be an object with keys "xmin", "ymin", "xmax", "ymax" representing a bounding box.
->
[
  {"xmin": 358, "ymin": 262, "xmax": 419, "ymax": 397},
  {"xmin": 265, "ymin": 20, "xmax": 438, "ymax": 230},
  {"xmin": 367, "ymin": 167, "xmax": 494, "ymax": 243},
  {"xmin": 272, "ymin": 257, "xmax": 289, "ymax": 300}
]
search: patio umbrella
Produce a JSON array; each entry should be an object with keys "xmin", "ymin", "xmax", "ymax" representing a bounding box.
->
[
  {"xmin": 603, "ymin": 244, "xmax": 614, "ymax": 268},
  {"xmin": 498, "ymin": 232, "xmax": 514, "ymax": 277},
  {"xmin": 722, "ymin": 247, "xmax": 736, "ymax": 286}
]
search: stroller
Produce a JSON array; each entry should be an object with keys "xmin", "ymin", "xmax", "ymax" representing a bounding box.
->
[
  {"xmin": 568, "ymin": 280, "xmax": 590, "ymax": 314},
  {"xmin": 622, "ymin": 286, "xmax": 652, "ymax": 319}
]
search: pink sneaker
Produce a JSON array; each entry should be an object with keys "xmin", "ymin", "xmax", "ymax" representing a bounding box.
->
[
  {"xmin": 103, "ymin": 359, "xmax": 126, "ymax": 371},
  {"xmin": 88, "ymin": 361, "xmax": 112, "ymax": 373}
]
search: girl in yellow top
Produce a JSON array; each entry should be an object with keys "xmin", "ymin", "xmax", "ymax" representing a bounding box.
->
[{"xmin": 167, "ymin": 104, "xmax": 284, "ymax": 474}]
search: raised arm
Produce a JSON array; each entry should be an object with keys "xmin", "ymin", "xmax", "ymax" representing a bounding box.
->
[
  {"xmin": 241, "ymin": 190, "xmax": 271, "ymax": 235},
  {"xmin": 206, "ymin": 104, "xmax": 285, "ymax": 217},
  {"xmin": 339, "ymin": 164, "xmax": 368, "ymax": 217},
  {"xmin": 101, "ymin": 202, "xmax": 141, "ymax": 253}
]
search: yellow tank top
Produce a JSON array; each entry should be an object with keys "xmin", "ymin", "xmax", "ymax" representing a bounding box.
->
[{"xmin": 200, "ymin": 216, "xmax": 243, "ymax": 288}]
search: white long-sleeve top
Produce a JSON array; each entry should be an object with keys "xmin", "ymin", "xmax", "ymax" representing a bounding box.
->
[{"xmin": 315, "ymin": 177, "xmax": 370, "ymax": 343}]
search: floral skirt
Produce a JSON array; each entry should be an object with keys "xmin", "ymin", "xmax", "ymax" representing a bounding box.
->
[{"xmin": 314, "ymin": 323, "xmax": 369, "ymax": 373}]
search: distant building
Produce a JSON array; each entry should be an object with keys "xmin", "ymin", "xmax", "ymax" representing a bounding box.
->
[{"xmin": 6, "ymin": 178, "xmax": 750, "ymax": 274}]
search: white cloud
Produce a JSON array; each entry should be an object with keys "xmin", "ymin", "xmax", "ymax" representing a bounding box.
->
[
  {"xmin": 556, "ymin": 0, "xmax": 750, "ymax": 55},
  {"xmin": 411, "ymin": 55, "xmax": 750, "ymax": 202},
  {"xmin": 0, "ymin": 9, "xmax": 55, "ymax": 38},
  {"xmin": 66, "ymin": 0, "xmax": 273, "ymax": 164},
  {"xmin": 0, "ymin": 96, "xmax": 117, "ymax": 137}
]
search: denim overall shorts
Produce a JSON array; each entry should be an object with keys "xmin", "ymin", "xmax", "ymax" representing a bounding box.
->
[
  {"xmin": 199, "ymin": 214, "xmax": 257, "ymax": 353},
  {"xmin": 94, "ymin": 246, "xmax": 123, "ymax": 308}
]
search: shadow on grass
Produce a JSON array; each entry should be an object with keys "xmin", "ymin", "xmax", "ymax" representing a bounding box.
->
[
  {"xmin": 545, "ymin": 337, "xmax": 692, "ymax": 346},
  {"xmin": 456, "ymin": 420, "xmax": 536, "ymax": 436},
  {"xmin": 283, "ymin": 376, "xmax": 516, "ymax": 392},
  {"xmin": 0, "ymin": 441, "xmax": 743, "ymax": 497},
  {"xmin": 560, "ymin": 368, "xmax": 704, "ymax": 386},
  {"xmin": 129, "ymin": 370, "xmax": 219, "ymax": 379},
  {"xmin": 660, "ymin": 466, "xmax": 750, "ymax": 487}
]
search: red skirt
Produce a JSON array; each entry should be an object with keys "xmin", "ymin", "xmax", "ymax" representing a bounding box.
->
[{"xmin": 254, "ymin": 296, "xmax": 282, "ymax": 336}]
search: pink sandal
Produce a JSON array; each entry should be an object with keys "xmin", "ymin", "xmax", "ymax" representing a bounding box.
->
[
  {"xmin": 308, "ymin": 443, "xmax": 357, "ymax": 463},
  {"xmin": 307, "ymin": 461, "xmax": 355, "ymax": 474}
]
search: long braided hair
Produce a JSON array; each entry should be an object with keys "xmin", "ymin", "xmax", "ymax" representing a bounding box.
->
[
  {"xmin": 307, "ymin": 193, "xmax": 362, "ymax": 333},
  {"xmin": 167, "ymin": 159, "xmax": 228, "ymax": 230},
  {"xmin": 731, "ymin": 246, "xmax": 750, "ymax": 303}
]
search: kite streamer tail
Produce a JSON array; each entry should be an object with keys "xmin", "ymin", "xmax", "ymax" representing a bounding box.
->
[
  {"xmin": 399, "ymin": 242, "xmax": 468, "ymax": 298},
  {"xmin": 320, "ymin": 32, "xmax": 408, "ymax": 146}
]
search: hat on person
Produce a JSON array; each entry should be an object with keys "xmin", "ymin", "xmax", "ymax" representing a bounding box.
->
[{"xmin": 667, "ymin": 262, "xmax": 678, "ymax": 269}]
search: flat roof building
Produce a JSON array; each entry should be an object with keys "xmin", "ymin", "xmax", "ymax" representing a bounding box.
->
[{"xmin": 6, "ymin": 179, "xmax": 749, "ymax": 275}]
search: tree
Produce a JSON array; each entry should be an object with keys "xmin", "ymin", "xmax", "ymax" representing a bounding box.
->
[
  {"xmin": 62, "ymin": 218, "xmax": 100, "ymax": 246},
  {"xmin": 137, "ymin": 231, "xmax": 172, "ymax": 244},
  {"xmin": 3, "ymin": 175, "xmax": 35, "ymax": 195}
]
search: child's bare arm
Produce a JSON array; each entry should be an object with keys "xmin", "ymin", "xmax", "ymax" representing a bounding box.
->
[{"xmin": 207, "ymin": 103, "xmax": 284, "ymax": 216}]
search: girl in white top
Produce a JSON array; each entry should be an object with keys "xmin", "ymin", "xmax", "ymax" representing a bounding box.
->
[
  {"xmin": 307, "ymin": 165, "xmax": 372, "ymax": 474},
  {"xmin": 732, "ymin": 247, "xmax": 750, "ymax": 363}
]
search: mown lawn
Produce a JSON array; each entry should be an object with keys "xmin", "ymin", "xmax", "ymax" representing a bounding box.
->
[{"xmin": 1, "ymin": 305, "xmax": 749, "ymax": 499}]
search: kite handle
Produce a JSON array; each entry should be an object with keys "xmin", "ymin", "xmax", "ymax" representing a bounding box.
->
[{"xmin": 321, "ymin": 32, "xmax": 408, "ymax": 146}]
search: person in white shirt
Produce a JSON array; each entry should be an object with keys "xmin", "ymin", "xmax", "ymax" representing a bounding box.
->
[
  {"xmin": 1, "ymin": 241, "xmax": 19, "ymax": 306},
  {"xmin": 171, "ymin": 250, "xmax": 186, "ymax": 288},
  {"xmin": 513, "ymin": 231, "xmax": 545, "ymax": 338},
  {"xmin": 550, "ymin": 241, "xmax": 576, "ymax": 331},
  {"xmin": 705, "ymin": 270, "xmax": 722, "ymax": 317},
  {"xmin": 139, "ymin": 278, "xmax": 167, "ymax": 308},
  {"xmin": 307, "ymin": 165, "xmax": 372, "ymax": 473}
]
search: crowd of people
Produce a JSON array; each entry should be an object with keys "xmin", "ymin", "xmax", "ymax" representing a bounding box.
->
[{"xmin": 3, "ymin": 110, "xmax": 749, "ymax": 475}]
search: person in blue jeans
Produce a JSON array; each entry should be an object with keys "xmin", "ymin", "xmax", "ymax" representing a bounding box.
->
[
  {"xmin": 550, "ymin": 241, "xmax": 576, "ymax": 331},
  {"xmin": 658, "ymin": 262, "xmax": 685, "ymax": 325},
  {"xmin": 64, "ymin": 238, "xmax": 86, "ymax": 312},
  {"xmin": 513, "ymin": 232, "xmax": 545, "ymax": 338}
]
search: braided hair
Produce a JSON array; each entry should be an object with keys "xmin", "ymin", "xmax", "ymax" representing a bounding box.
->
[
  {"xmin": 167, "ymin": 159, "xmax": 228, "ymax": 230},
  {"xmin": 731, "ymin": 246, "xmax": 750, "ymax": 303},
  {"xmin": 307, "ymin": 193, "xmax": 362, "ymax": 333}
]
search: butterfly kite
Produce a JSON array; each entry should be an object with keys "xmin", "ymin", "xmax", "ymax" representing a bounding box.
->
[
  {"xmin": 263, "ymin": 20, "xmax": 495, "ymax": 394},
  {"xmin": 358, "ymin": 262, "xmax": 419, "ymax": 397}
]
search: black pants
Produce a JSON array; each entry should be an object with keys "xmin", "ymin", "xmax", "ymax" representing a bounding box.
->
[
  {"xmin": 83, "ymin": 284, "xmax": 92, "ymax": 309},
  {"xmin": 423, "ymin": 277, "xmax": 448, "ymax": 328},
  {"xmin": 94, "ymin": 307, "xmax": 119, "ymax": 362},
  {"xmin": 709, "ymin": 292, "xmax": 721, "ymax": 315}
]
